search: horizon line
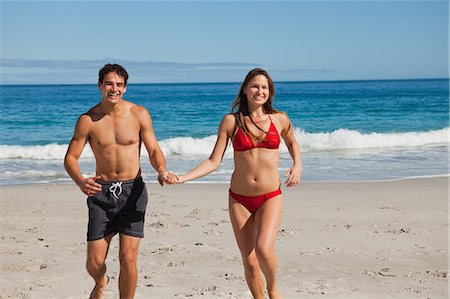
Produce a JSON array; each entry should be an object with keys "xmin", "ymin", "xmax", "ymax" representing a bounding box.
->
[{"xmin": 1, "ymin": 77, "xmax": 448, "ymax": 87}]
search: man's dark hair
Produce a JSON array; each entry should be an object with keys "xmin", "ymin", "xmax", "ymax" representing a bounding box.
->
[{"xmin": 98, "ymin": 64, "xmax": 129, "ymax": 85}]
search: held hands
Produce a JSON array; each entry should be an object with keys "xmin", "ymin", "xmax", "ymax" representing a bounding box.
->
[
  {"xmin": 284, "ymin": 165, "xmax": 301, "ymax": 187},
  {"xmin": 158, "ymin": 171, "xmax": 187, "ymax": 185},
  {"xmin": 78, "ymin": 175, "xmax": 102, "ymax": 196},
  {"xmin": 158, "ymin": 171, "xmax": 178, "ymax": 186}
]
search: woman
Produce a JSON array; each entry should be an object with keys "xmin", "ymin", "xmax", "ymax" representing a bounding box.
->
[{"xmin": 176, "ymin": 68, "xmax": 301, "ymax": 299}]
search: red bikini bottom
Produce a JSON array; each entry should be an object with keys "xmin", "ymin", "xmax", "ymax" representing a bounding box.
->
[{"xmin": 229, "ymin": 188, "xmax": 282, "ymax": 213}]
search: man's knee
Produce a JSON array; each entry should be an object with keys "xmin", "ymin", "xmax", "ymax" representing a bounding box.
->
[
  {"xmin": 119, "ymin": 235, "xmax": 140, "ymax": 267},
  {"xmin": 86, "ymin": 255, "xmax": 105, "ymax": 271},
  {"xmin": 119, "ymin": 250, "xmax": 138, "ymax": 269}
]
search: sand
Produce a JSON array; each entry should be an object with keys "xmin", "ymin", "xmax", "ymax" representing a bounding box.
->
[{"xmin": 0, "ymin": 177, "xmax": 448, "ymax": 299}]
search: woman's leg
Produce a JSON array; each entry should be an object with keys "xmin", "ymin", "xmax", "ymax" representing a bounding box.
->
[
  {"xmin": 229, "ymin": 197, "xmax": 265, "ymax": 299},
  {"xmin": 255, "ymin": 195, "xmax": 283, "ymax": 299}
]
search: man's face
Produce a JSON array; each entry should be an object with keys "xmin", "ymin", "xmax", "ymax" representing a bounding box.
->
[{"xmin": 98, "ymin": 72, "xmax": 127, "ymax": 104}]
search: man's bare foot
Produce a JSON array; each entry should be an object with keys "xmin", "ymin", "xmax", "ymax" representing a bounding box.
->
[{"xmin": 89, "ymin": 275, "xmax": 109, "ymax": 299}]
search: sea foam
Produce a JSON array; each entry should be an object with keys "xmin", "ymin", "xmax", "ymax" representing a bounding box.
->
[
  {"xmin": 299, "ymin": 127, "xmax": 449, "ymax": 152},
  {"xmin": 0, "ymin": 127, "xmax": 448, "ymax": 160}
]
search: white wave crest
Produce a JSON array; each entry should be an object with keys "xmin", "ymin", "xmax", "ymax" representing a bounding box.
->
[
  {"xmin": 298, "ymin": 127, "xmax": 449, "ymax": 152},
  {"xmin": 0, "ymin": 127, "xmax": 448, "ymax": 160},
  {"xmin": 0, "ymin": 170, "xmax": 65, "ymax": 179},
  {"xmin": 159, "ymin": 135, "xmax": 218, "ymax": 156},
  {"xmin": 0, "ymin": 143, "xmax": 93, "ymax": 160}
]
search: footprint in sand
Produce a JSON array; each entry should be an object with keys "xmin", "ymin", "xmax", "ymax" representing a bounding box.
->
[
  {"xmin": 297, "ymin": 280, "xmax": 354, "ymax": 295},
  {"xmin": 147, "ymin": 220, "xmax": 189, "ymax": 229},
  {"xmin": 385, "ymin": 227, "xmax": 412, "ymax": 234},
  {"xmin": 167, "ymin": 260, "xmax": 187, "ymax": 267},
  {"xmin": 425, "ymin": 270, "xmax": 447, "ymax": 278},
  {"xmin": 363, "ymin": 267, "xmax": 397, "ymax": 277},
  {"xmin": 193, "ymin": 284, "xmax": 218, "ymax": 294},
  {"xmin": 185, "ymin": 208, "xmax": 210, "ymax": 220},
  {"xmin": 222, "ymin": 272, "xmax": 244, "ymax": 282},
  {"xmin": 203, "ymin": 229, "xmax": 224, "ymax": 236},
  {"xmin": 279, "ymin": 227, "xmax": 298, "ymax": 237},
  {"xmin": 150, "ymin": 246, "xmax": 176, "ymax": 255}
]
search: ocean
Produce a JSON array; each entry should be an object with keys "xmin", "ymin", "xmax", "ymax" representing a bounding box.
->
[{"xmin": 0, "ymin": 79, "xmax": 448, "ymax": 185}]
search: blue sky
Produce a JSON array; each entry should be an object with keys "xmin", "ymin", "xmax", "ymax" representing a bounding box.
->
[{"xmin": 0, "ymin": 1, "xmax": 448, "ymax": 84}]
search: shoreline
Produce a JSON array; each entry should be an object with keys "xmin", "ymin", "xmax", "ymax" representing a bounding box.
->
[
  {"xmin": 1, "ymin": 178, "xmax": 448, "ymax": 298},
  {"xmin": 1, "ymin": 173, "xmax": 449, "ymax": 187}
]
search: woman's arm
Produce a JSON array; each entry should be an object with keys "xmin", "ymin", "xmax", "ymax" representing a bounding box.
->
[
  {"xmin": 279, "ymin": 113, "xmax": 302, "ymax": 187},
  {"xmin": 177, "ymin": 114, "xmax": 235, "ymax": 183}
]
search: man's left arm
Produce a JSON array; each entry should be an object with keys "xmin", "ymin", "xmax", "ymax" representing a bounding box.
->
[{"xmin": 135, "ymin": 106, "xmax": 168, "ymax": 185}]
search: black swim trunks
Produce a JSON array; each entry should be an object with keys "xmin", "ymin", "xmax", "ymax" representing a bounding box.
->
[{"xmin": 86, "ymin": 177, "xmax": 148, "ymax": 241}]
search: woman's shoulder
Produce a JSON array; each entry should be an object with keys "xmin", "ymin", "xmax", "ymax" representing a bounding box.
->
[
  {"xmin": 216, "ymin": 114, "xmax": 237, "ymax": 138},
  {"xmin": 221, "ymin": 113, "xmax": 237, "ymax": 127},
  {"xmin": 270, "ymin": 111, "xmax": 290, "ymax": 124},
  {"xmin": 222, "ymin": 113, "xmax": 237, "ymax": 122}
]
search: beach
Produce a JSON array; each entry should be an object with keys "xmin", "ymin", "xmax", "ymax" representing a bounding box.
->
[
  {"xmin": 1, "ymin": 1, "xmax": 448, "ymax": 298},
  {"xmin": 0, "ymin": 177, "xmax": 447, "ymax": 299}
]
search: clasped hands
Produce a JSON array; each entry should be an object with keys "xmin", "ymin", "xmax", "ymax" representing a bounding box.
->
[{"xmin": 157, "ymin": 171, "xmax": 183, "ymax": 186}]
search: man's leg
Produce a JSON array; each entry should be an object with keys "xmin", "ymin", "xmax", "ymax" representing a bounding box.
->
[
  {"xmin": 118, "ymin": 234, "xmax": 141, "ymax": 299},
  {"xmin": 87, "ymin": 234, "xmax": 114, "ymax": 299}
]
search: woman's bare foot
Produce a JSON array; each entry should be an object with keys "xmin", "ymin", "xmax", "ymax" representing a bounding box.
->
[{"xmin": 268, "ymin": 287, "xmax": 282, "ymax": 299}]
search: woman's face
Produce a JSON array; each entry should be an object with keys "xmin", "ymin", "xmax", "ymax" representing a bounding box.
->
[{"xmin": 243, "ymin": 75, "xmax": 270, "ymax": 107}]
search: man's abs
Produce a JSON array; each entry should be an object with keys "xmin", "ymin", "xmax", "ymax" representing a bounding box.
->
[{"xmin": 92, "ymin": 143, "xmax": 142, "ymax": 181}]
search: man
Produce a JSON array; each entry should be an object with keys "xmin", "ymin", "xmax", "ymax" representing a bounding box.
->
[{"xmin": 64, "ymin": 63, "xmax": 174, "ymax": 299}]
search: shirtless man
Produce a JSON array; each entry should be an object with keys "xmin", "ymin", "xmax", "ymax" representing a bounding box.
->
[{"xmin": 64, "ymin": 63, "xmax": 174, "ymax": 299}]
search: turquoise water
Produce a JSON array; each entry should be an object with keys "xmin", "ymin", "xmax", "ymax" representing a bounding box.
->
[{"xmin": 0, "ymin": 79, "xmax": 448, "ymax": 184}]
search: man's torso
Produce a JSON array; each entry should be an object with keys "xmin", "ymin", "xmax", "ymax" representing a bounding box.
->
[{"xmin": 86, "ymin": 101, "xmax": 143, "ymax": 180}]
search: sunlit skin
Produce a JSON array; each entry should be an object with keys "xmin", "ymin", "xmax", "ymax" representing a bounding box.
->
[{"xmin": 175, "ymin": 73, "xmax": 301, "ymax": 299}]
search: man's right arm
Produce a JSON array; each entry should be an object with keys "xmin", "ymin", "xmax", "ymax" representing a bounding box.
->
[{"xmin": 64, "ymin": 115, "xmax": 102, "ymax": 195}]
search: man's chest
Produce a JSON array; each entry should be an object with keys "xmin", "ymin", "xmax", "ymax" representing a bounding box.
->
[{"xmin": 89, "ymin": 116, "xmax": 140, "ymax": 147}]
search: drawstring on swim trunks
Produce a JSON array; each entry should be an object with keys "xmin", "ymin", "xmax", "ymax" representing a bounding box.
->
[{"xmin": 109, "ymin": 182, "xmax": 123, "ymax": 199}]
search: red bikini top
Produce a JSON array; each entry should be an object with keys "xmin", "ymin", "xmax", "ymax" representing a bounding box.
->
[{"xmin": 232, "ymin": 115, "xmax": 280, "ymax": 152}]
